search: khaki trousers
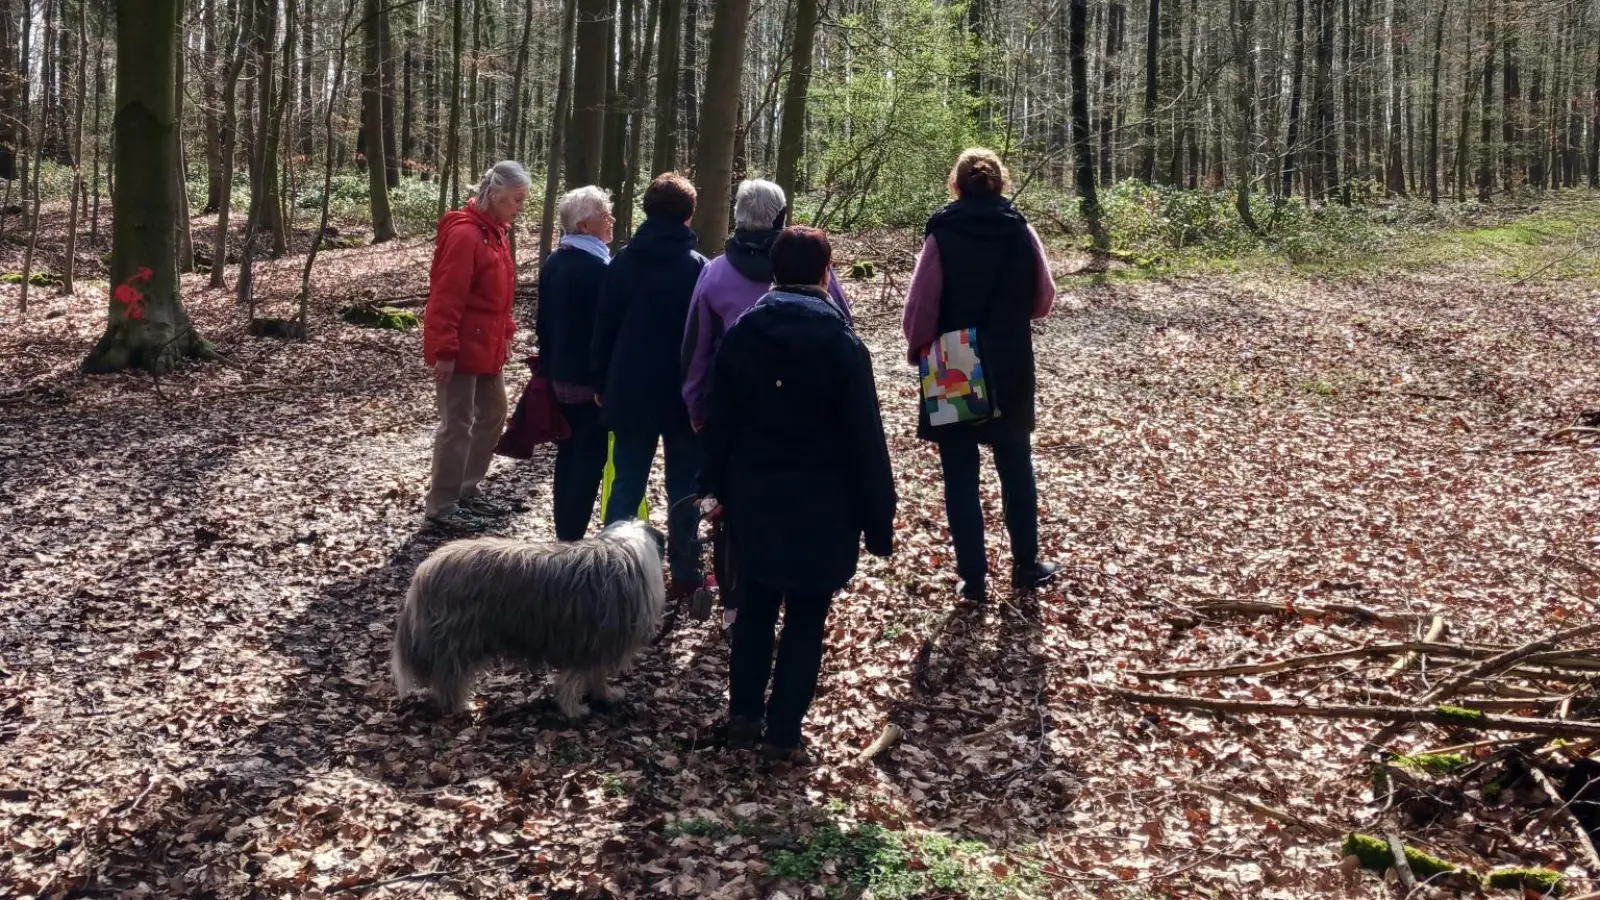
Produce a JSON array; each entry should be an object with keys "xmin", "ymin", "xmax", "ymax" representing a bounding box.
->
[{"xmin": 424, "ymin": 371, "xmax": 508, "ymax": 517}]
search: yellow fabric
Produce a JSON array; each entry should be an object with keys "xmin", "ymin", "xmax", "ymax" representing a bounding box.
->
[{"xmin": 600, "ymin": 432, "xmax": 649, "ymax": 519}]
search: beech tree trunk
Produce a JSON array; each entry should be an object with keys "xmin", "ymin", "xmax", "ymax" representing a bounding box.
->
[
  {"xmin": 1234, "ymin": 0, "xmax": 1258, "ymax": 231},
  {"xmin": 773, "ymin": 0, "xmax": 819, "ymax": 201},
  {"xmin": 539, "ymin": 0, "xmax": 579, "ymax": 259},
  {"xmin": 1069, "ymin": 0, "xmax": 1106, "ymax": 252},
  {"xmin": 1384, "ymin": 0, "xmax": 1406, "ymax": 196},
  {"xmin": 1097, "ymin": 2, "xmax": 1124, "ymax": 187},
  {"xmin": 1427, "ymin": 0, "xmax": 1446, "ymax": 203},
  {"xmin": 202, "ymin": 0, "xmax": 223, "ymax": 213},
  {"xmin": 364, "ymin": 0, "xmax": 395, "ymax": 240},
  {"xmin": 1477, "ymin": 0, "xmax": 1496, "ymax": 200},
  {"xmin": 567, "ymin": 0, "xmax": 609, "ymax": 187},
  {"xmin": 1139, "ymin": 0, "xmax": 1159, "ymax": 182},
  {"xmin": 208, "ymin": 0, "xmax": 248, "ymax": 289},
  {"xmin": 650, "ymin": 0, "xmax": 682, "ymax": 175},
  {"xmin": 61, "ymin": 0, "xmax": 87, "ymax": 293},
  {"xmin": 1281, "ymin": 0, "xmax": 1306, "ymax": 199},
  {"xmin": 619, "ymin": 0, "xmax": 658, "ymax": 240},
  {"xmin": 437, "ymin": 0, "xmax": 464, "ymax": 216},
  {"xmin": 506, "ymin": 0, "xmax": 536, "ymax": 160},
  {"xmin": 381, "ymin": 2, "xmax": 399, "ymax": 186},
  {"xmin": 688, "ymin": 0, "xmax": 752, "ymax": 252},
  {"xmin": 84, "ymin": 0, "xmax": 214, "ymax": 374}
]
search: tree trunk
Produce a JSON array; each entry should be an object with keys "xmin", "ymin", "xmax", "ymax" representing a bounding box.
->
[
  {"xmin": 88, "ymin": 10, "xmax": 105, "ymax": 245},
  {"xmin": 1069, "ymin": 0, "xmax": 1107, "ymax": 252},
  {"xmin": 1500, "ymin": 17, "xmax": 1518, "ymax": 191},
  {"xmin": 1383, "ymin": 0, "xmax": 1405, "ymax": 196},
  {"xmin": 1427, "ymin": 0, "xmax": 1446, "ymax": 203},
  {"xmin": 682, "ymin": 0, "xmax": 698, "ymax": 162},
  {"xmin": 567, "ymin": 0, "xmax": 610, "ymax": 187},
  {"xmin": 437, "ymin": 0, "xmax": 464, "ymax": 217},
  {"xmin": 202, "ymin": 0, "xmax": 223, "ymax": 213},
  {"xmin": 467, "ymin": 0, "xmax": 481, "ymax": 176},
  {"xmin": 208, "ymin": 0, "xmax": 248, "ymax": 289},
  {"xmin": 364, "ymin": 0, "xmax": 395, "ymax": 240},
  {"xmin": 1140, "ymin": 0, "xmax": 1159, "ymax": 182},
  {"xmin": 1097, "ymin": 2, "xmax": 1124, "ymax": 187},
  {"xmin": 297, "ymin": 0, "xmax": 313, "ymax": 158},
  {"xmin": 381, "ymin": 0, "xmax": 399, "ymax": 186},
  {"xmin": 247, "ymin": 0, "xmax": 284, "ymax": 256},
  {"xmin": 1477, "ymin": 0, "xmax": 1495, "ymax": 200},
  {"xmin": 774, "ymin": 0, "xmax": 819, "ymax": 200},
  {"xmin": 651, "ymin": 0, "xmax": 682, "ymax": 174},
  {"xmin": 1280, "ymin": 0, "xmax": 1306, "ymax": 199},
  {"xmin": 507, "ymin": 0, "xmax": 536, "ymax": 160},
  {"xmin": 1317, "ymin": 0, "xmax": 1340, "ymax": 201},
  {"xmin": 619, "ymin": 0, "xmax": 658, "ymax": 240},
  {"xmin": 1590, "ymin": 11, "xmax": 1599, "ymax": 188},
  {"xmin": 539, "ymin": 0, "xmax": 579, "ymax": 260},
  {"xmin": 84, "ymin": 0, "xmax": 215, "ymax": 374},
  {"xmin": 61, "ymin": 0, "xmax": 88, "ymax": 293},
  {"xmin": 601, "ymin": 0, "xmax": 632, "ymax": 195},
  {"xmin": 1527, "ymin": 26, "xmax": 1544, "ymax": 190},
  {"xmin": 298, "ymin": 0, "xmax": 359, "ymax": 331},
  {"xmin": 688, "ymin": 0, "xmax": 752, "ymax": 252},
  {"xmin": 173, "ymin": 0, "xmax": 195, "ymax": 271},
  {"xmin": 1234, "ymin": 0, "xmax": 1258, "ymax": 231},
  {"xmin": 15, "ymin": 0, "xmax": 30, "ymax": 233}
]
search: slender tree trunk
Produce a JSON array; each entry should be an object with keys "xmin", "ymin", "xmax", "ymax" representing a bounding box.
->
[
  {"xmin": 467, "ymin": 0, "xmax": 481, "ymax": 176},
  {"xmin": 299, "ymin": 0, "xmax": 358, "ymax": 332},
  {"xmin": 568, "ymin": 0, "xmax": 611, "ymax": 186},
  {"xmin": 401, "ymin": 43, "xmax": 414, "ymax": 172},
  {"xmin": 601, "ymin": 0, "xmax": 633, "ymax": 194},
  {"xmin": 438, "ymin": 0, "xmax": 464, "ymax": 216},
  {"xmin": 173, "ymin": 0, "xmax": 196, "ymax": 271},
  {"xmin": 1069, "ymin": 0, "xmax": 1106, "ymax": 251},
  {"xmin": 651, "ymin": 0, "xmax": 682, "ymax": 174},
  {"xmin": 84, "ymin": 0, "xmax": 215, "ymax": 374},
  {"xmin": 61, "ymin": 0, "xmax": 87, "ymax": 293},
  {"xmin": 1427, "ymin": 0, "xmax": 1446, "ymax": 203},
  {"xmin": 1500, "ymin": 16, "xmax": 1518, "ymax": 191},
  {"xmin": 774, "ymin": 0, "xmax": 819, "ymax": 200},
  {"xmin": 88, "ymin": 10, "xmax": 105, "ymax": 245},
  {"xmin": 364, "ymin": 0, "xmax": 395, "ymax": 240},
  {"xmin": 16, "ymin": 0, "xmax": 30, "ymax": 233},
  {"xmin": 688, "ymin": 0, "xmax": 752, "ymax": 252},
  {"xmin": 1140, "ymin": 0, "xmax": 1159, "ymax": 182},
  {"xmin": 1317, "ymin": 0, "xmax": 1340, "ymax": 201},
  {"xmin": 1235, "ymin": 0, "xmax": 1259, "ymax": 231},
  {"xmin": 202, "ymin": 0, "xmax": 224, "ymax": 213},
  {"xmin": 297, "ymin": 0, "xmax": 313, "ymax": 157},
  {"xmin": 1098, "ymin": 2, "xmax": 1124, "ymax": 187},
  {"xmin": 1590, "ymin": 9, "xmax": 1600, "ymax": 187},
  {"xmin": 1340, "ymin": 0, "xmax": 1355, "ymax": 198},
  {"xmin": 209, "ymin": 0, "xmax": 248, "ymax": 288},
  {"xmin": 683, "ymin": 0, "xmax": 699, "ymax": 162},
  {"xmin": 539, "ymin": 0, "xmax": 579, "ymax": 259},
  {"xmin": 1281, "ymin": 0, "xmax": 1306, "ymax": 199},
  {"xmin": 1477, "ymin": 0, "xmax": 1496, "ymax": 200},
  {"xmin": 507, "ymin": 0, "xmax": 536, "ymax": 160},
  {"xmin": 619, "ymin": 0, "xmax": 658, "ymax": 240},
  {"xmin": 381, "ymin": 0, "xmax": 399, "ymax": 186},
  {"xmin": 1527, "ymin": 26, "xmax": 1544, "ymax": 189},
  {"xmin": 1383, "ymin": 0, "xmax": 1405, "ymax": 196}
]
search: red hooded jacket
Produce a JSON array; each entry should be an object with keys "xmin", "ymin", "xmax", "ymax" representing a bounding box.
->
[{"xmin": 423, "ymin": 199, "xmax": 516, "ymax": 375}]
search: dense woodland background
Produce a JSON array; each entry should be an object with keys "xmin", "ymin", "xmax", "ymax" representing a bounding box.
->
[{"xmin": 0, "ymin": 0, "xmax": 1597, "ymax": 272}]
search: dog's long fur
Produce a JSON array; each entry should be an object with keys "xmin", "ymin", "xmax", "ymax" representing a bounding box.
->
[{"xmin": 391, "ymin": 520, "xmax": 666, "ymax": 717}]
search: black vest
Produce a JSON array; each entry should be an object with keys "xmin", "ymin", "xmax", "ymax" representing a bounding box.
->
[{"xmin": 919, "ymin": 196, "xmax": 1038, "ymax": 445}]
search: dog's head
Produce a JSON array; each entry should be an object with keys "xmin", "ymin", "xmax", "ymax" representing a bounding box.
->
[{"xmin": 601, "ymin": 519, "xmax": 668, "ymax": 564}]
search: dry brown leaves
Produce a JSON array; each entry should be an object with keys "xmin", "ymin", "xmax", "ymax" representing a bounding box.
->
[{"xmin": 0, "ymin": 221, "xmax": 1597, "ymax": 899}]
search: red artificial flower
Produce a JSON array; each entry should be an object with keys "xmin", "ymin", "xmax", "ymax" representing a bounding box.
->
[
  {"xmin": 113, "ymin": 283, "xmax": 142, "ymax": 305},
  {"xmin": 128, "ymin": 307, "xmax": 144, "ymax": 320},
  {"xmin": 134, "ymin": 267, "xmax": 153, "ymax": 283}
]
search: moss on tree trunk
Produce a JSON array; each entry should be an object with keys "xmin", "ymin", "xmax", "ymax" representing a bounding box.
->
[{"xmin": 82, "ymin": 0, "xmax": 214, "ymax": 375}]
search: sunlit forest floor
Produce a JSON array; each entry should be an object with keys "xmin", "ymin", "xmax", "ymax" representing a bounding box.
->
[{"xmin": 1, "ymin": 195, "xmax": 1598, "ymax": 898}]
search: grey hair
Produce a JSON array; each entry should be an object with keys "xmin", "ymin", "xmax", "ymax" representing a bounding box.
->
[
  {"xmin": 474, "ymin": 160, "xmax": 533, "ymax": 209},
  {"xmin": 391, "ymin": 519, "xmax": 666, "ymax": 716},
  {"xmin": 734, "ymin": 179, "xmax": 787, "ymax": 232},
  {"xmin": 558, "ymin": 185, "xmax": 613, "ymax": 234}
]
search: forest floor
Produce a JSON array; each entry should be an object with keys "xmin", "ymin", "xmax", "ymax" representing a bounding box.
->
[{"xmin": 1, "ymin": 198, "xmax": 1598, "ymax": 899}]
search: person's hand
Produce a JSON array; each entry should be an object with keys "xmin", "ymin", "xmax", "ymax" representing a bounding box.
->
[
  {"xmin": 505, "ymin": 338, "xmax": 513, "ymax": 359},
  {"xmin": 594, "ymin": 394, "xmax": 604, "ymax": 407},
  {"xmin": 691, "ymin": 419, "xmax": 703, "ymax": 433},
  {"xmin": 433, "ymin": 358, "xmax": 455, "ymax": 385}
]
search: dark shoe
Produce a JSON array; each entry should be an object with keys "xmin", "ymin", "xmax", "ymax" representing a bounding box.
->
[
  {"xmin": 760, "ymin": 742, "xmax": 813, "ymax": 768},
  {"xmin": 957, "ymin": 580, "xmax": 987, "ymax": 608},
  {"xmin": 1013, "ymin": 561, "xmax": 1059, "ymax": 591},
  {"xmin": 426, "ymin": 507, "xmax": 487, "ymax": 533},
  {"xmin": 460, "ymin": 495, "xmax": 512, "ymax": 517},
  {"xmin": 704, "ymin": 715, "xmax": 763, "ymax": 748}
]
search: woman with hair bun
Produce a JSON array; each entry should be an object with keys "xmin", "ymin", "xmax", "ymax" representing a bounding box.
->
[{"xmin": 901, "ymin": 148, "xmax": 1058, "ymax": 606}]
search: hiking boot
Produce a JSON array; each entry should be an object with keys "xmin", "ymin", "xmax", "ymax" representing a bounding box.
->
[
  {"xmin": 957, "ymin": 580, "xmax": 987, "ymax": 609},
  {"xmin": 1013, "ymin": 561, "xmax": 1060, "ymax": 591},
  {"xmin": 426, "ymin": 507, "xmax": 488, "ymax": 533},
  {"xmin": 704, "ymin": 715, "xmax": 763, "ymax": 748},
  {"xmin": 460, "ymin": 495, "xmax": 513, "ymax": 517},
  {"xmin": 760, "ymin": 741, "xmax": 814, "ymax": 768}
]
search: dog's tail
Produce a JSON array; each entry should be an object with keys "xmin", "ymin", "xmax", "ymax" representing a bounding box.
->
[{"xmin": 390, "ymin": 577, "xmax": 433, "ymax": 695}]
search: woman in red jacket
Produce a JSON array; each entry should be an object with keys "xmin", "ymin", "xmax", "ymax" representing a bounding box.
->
[{"xmin": 422, "ymin": 161, "xmax": 529, "ymax": 531}]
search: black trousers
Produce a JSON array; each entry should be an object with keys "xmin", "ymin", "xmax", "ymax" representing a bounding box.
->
[
  {"xmin": 552, "ymin": 401, "xmax": 608, "ymax": 542},
  {"xmin": 937, "ymin": 437, "xmax": 1040, "ymax": 591},
  {"xmin": 727, "ymin": 578, "xmax": 834, "ymax": 749}
]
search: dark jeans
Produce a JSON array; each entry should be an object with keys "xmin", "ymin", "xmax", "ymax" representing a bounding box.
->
[
  {"xmin": 728, "ymin": 579, "xmax": 834, "ymax": 749},
  {"xmin": 553, "ymin": 402, "xmax": 608, "ymax": 542},
  {"xmin": 604, "ymin": 427, "xmax": 702, "ymax": 584},
  {"xmin": 937, "ymin": 438, "xmax": 1039, "ymax": 591}
]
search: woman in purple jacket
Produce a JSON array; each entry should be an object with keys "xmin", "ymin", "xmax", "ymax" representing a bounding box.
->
[{"xmin": 680, "ymin": 179, "xmax": 850, "ymax": 432}]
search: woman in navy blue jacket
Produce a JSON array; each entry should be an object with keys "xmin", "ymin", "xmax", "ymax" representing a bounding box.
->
[
  {"xmin": 590, "ymin": 173, "xmax": 709, "ymax": 596},
  {"xmin": 700, "ymin": 226, "xmax": 897, "ymax": 763},
  {"xmin": 535, "ymin": 185, "xmax": 615, "ymax": 541}
]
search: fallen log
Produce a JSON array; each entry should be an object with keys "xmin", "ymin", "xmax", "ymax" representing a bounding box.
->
[
  {"xmin": 1106, "ymin": 686, "xmax": 1600, "ymax": 740},
  {"xmin": 1190, "ymin": 598, "xmax": 1436, "ymax": 624}
]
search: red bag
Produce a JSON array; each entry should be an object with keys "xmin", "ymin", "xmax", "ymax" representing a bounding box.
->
[{"xmin": 495, "ymin": 354, "xmax": 571, "ymax": 458}]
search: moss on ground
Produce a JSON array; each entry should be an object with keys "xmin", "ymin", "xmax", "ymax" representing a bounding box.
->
[{"xmin": 1486, "ymin": 867, "xmax": 1564, "ymax": 895}]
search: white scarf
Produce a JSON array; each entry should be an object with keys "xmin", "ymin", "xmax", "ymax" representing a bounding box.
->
[{"xmin": 560, "ymin": 232, "xmax": 611, "ymax": 263}]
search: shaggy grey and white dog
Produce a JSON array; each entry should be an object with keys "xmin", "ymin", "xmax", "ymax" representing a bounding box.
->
[{"xmin": 391, "ymin": 520, "xmax": 666, "ymax": 717}]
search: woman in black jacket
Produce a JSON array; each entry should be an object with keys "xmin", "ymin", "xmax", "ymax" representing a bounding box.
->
[
  {"xmin": 535, "ymin": 185, "xmax": 615, "ymax": 541},
  {"xmin": 901, "ymin": 148, "xmax": 1058, "ymax": 605},
  {"xmin": 700, "ymin": 226, "xmax": 897, "ymax": 763}
]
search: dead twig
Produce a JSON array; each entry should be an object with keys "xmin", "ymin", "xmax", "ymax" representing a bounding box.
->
[
  {"xmin": 1190, "ymin": 598, "xmax": 1435, "ymax": 624},
  {"xmin": 1387, "ymin": 616, "xmax": 1447, "ymax": 679},
  {"xmin": 1529, "ymin": 765, "xmax": 1600, "ymax": 879},
  {"xmin": 1190, "ymin": 782, "xmax": 1341, "ymax": 838},
  {"xmin": 1106, "ymin": 685, "xmax": 1600, "ymax": 740},
  {"xmin": 1386, "ymin": 830, "xmax": 1417, "ymax": 891}
]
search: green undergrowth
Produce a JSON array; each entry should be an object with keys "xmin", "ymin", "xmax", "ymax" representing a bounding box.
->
[
  {"xmin": 1393, "ymin": 752, "xmax": 1470, "ymax": 774},
  {"xmin": 1, "ymin": 271, "xmax": 60, "ymax": 286},
  {"xmin": 1036, "ymin": 182, "xmax": 1600, "ymax": 283},
  {"xmin": 666, "ymin": 808, "xmax": 1043, "ymax": 899}
]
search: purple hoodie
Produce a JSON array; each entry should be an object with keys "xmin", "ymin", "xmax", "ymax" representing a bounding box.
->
[{"xmin": 681, "ymin": 257, "xmax": 850, "ymax": 429}]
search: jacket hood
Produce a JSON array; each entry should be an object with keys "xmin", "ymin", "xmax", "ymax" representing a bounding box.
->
[
  {"xmin": 440, "ymin": 198, "xmax": 507, "ymax": 239},
  {"xmin": 626, "ymin": 216, "xmax": 700, "ymax": 260},
  {"xmin": 924, "ymin": 195, "xmax": 1027, "ymax": 240},
  {"xmin": 723, "ymin": 228, "xmax": 779, "ymax": 284}
]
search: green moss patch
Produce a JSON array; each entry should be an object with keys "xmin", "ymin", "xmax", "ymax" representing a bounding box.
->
[
  {"xmin": 1436, "ymin": 704, "xmax": 1488, "ymax": 724},
  {"xmin": 1, "ymin": 271, "xmax": 60, "ymax": 287},
  {"xmin": 340, "ymin": 304, "xmax": 418, "ymax": 331},
  {"xmin": 1394, "ymin": 752, "xmax": 1470, "ymax": 774},
  {"xmin": 1341, "ymin": 833, "xmax": 1463, "ymax": 880},
  {"xmin": 1486, "ymin": 867, "xmax": 1564, "ymax": 895}
]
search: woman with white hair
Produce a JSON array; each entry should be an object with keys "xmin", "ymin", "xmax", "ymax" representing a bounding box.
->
[
  {"xmin": 421, "ymin": 160, "xmax": 531, "ymax": 531},
  {"xmin": 535, "ymin": 185, "xmax": 615, "ymax": 540},
  {"xmin": 680, "ymin": 179, "xmax": 850, "ymax": 432}
]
